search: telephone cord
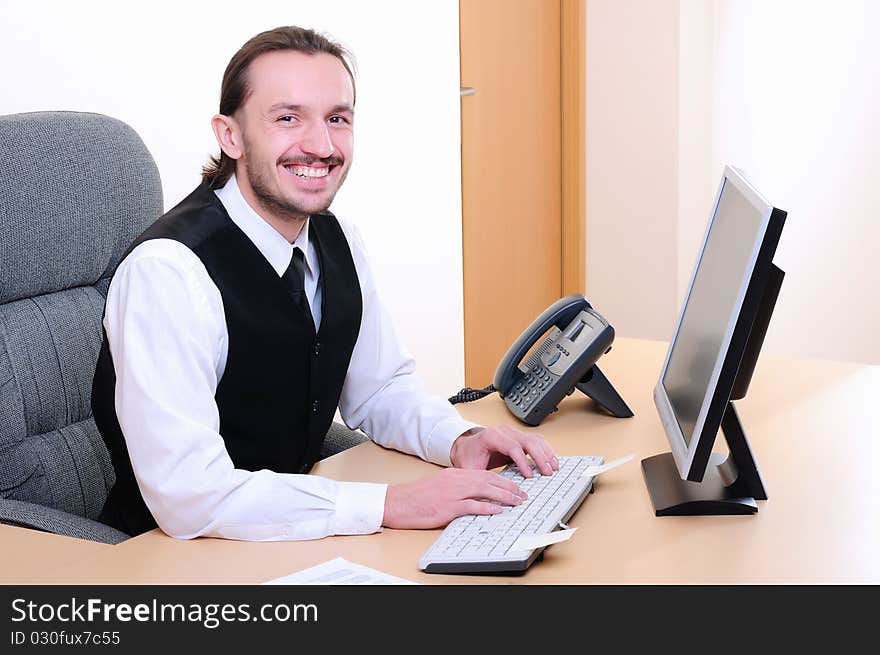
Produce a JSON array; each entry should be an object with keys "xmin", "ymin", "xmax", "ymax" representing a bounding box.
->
[{"xmin": 448, "ymin": 384, "xmax": 496, "ymax": 404}]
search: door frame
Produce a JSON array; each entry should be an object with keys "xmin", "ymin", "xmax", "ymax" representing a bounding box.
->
[{"xmin": 561, "ymin": 0, "xmax": 586, "ymax": 296}]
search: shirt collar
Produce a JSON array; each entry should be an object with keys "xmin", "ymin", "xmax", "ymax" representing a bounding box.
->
[{"xmin": 213, "ymin": 174, "xmax": 315, "ymax": 278}]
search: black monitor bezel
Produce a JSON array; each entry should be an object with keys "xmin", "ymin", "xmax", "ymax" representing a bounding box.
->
[{"xmin": 654, "ymin": 166, "xmax": 787, "ymax": 482}]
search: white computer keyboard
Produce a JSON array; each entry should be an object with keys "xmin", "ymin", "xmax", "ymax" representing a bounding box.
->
[{"xmin": 418, "ymin": 455, "xmax": 603, "ymax": 573}]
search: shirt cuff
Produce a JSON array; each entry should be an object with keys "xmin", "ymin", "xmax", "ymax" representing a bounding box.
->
[
  {"xmin": 426, "ymin": 417, "xmax": 484, "ymax": 467},
  {"xmin": 332, "ymin": 481, "xmax": 388, "ymax": 535}
]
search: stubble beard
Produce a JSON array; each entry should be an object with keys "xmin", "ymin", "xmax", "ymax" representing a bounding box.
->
[{"xmin": 244, "ymin": 153, "xmax": 347, "ymax": 223}]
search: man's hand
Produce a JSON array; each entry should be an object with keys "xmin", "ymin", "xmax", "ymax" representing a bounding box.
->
[
  {"xmin": 382, "ymin": 468, "xmax": 527, "ymax": 529},
  {"xmin": 449, "ymin": 425, "xmax": 559, "ymax": 477}
]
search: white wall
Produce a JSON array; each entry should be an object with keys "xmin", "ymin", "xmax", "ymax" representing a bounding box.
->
[
  {"xmin": 706, "ymin": 0, "xmax": 880, "ymax": 364},
  {"xmin": 677, "ymin": 0, "xmax": 715, "ymax": 303},
  {"xmin": 585, "ymin": 0, "xmax": 680, "ymax": 342},
  {"xmin": 588, "ymin": 0, "xmax": 880, "ymax": 365},
  {"xmin": 0, "ymin": 0, "xmax": 466, "ymax": 392}
]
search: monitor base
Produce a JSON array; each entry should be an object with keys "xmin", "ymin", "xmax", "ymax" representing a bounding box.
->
[{"xmin": 641, "ymin": 452, "xmax": 759, "ymax": 516}]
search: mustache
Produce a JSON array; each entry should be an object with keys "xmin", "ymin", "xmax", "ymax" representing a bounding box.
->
[{"xmin": 279, "ymin": 156, "xmax": 344, "ymax": 167}]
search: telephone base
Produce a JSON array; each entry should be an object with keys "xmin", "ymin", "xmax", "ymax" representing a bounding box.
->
[{"xmin": 575, "ymin": 365, "xmax": 633, "ymax": 418}]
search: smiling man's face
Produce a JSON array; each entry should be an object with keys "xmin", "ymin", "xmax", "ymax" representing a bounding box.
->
[{"xmin": 232, "ymin": 50, "xmax": 354, "ymax": 223}]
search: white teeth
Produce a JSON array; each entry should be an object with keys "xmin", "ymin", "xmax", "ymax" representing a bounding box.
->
[{"xmin": 288, "ymin": 165, "xmax": 329, "ymax": 178}]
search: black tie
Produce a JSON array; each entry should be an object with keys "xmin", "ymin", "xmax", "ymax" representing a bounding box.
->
[{"xmin": 282, "ymin": 248, "xmax": 314, "ymax": 331}]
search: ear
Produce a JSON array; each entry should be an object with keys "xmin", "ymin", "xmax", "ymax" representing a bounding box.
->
[{"xmin": 211, "ymin": 114, "xmax": 243, "ymax": 160}]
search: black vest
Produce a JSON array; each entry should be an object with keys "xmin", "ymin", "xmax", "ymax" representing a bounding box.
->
[{"xmin": 92, "ymin": 181, "xmax": 363, "ymax": 536}]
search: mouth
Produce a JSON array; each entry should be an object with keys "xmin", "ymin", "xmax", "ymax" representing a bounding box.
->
[{"xmin": 281, "ymin": 162, "xmax": 337, "ymax": 188}]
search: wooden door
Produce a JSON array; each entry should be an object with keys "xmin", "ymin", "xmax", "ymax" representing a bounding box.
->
[{"xmin": 460, "ymin": 0, "xmax": 584, "ymax": 387}]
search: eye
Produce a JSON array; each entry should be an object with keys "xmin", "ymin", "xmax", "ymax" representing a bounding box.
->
[
  {"xmin": 328, "ymin": 115, "xmax": 351, "ymax": 125},
  {"xmin": 277, "ymin": 115, "xmax": 297, "ymax": 123}
]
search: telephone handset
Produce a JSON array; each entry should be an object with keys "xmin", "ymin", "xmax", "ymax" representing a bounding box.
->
[{"xmin": 469, "ymin": 294, "xmax": 633, "ymax": 426}]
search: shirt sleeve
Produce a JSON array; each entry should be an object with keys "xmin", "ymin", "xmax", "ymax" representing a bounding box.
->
[
  {"xmin": 104, "ymin": 239, "xmax": 386, "ymax": 541},
  {"xmin": 337, "ymin": 224, "xmax": 482, "ymax": 467}
]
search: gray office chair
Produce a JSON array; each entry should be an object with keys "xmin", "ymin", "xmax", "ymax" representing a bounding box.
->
[
  {"xmin": 321, "ymin": 422, "xmax": 368, "ymax": 459},
  {"xmin": 0, "ymin": 111, "xmax": 367, "ymax": 545},
  {"xmin": 0, "ymin": 111, "xmax": 162, "ymax": 544}
]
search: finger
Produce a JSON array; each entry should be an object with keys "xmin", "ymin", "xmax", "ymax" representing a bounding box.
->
[
  {"xmin": 506, "ymin": 445, "xmax": 535, "ymax": 479},
  {"xmin": 523, "ymin": 437, "xmax": 555, "ymax": 476},
  {"xmin": 466, "ymin": 477, "xmax": 525, "ymax": 506},
  {"xmin": 490, "ymin": 426, "xmax": 537, "ymax": 477},
  {"xmin": 458, "ymin": 499, "xmax": 505, "ymax": 517},
  {"xmin": 514, "ymin": 429, "xmax": 557, "ymax": 474},
  {"xmin": 499, "ymin": 426, "xmax": 551, "ymax": 475},
  {"xmin": 543, "ymin": 440, "xmax": 561, "ymax": 470},
  {"xmin": 457, "ymin": 468, "xmax": 517, "ymax": 492},
  {"xmin": 543, "ymin": 449, "xmax": 560, "ymax": 472},
  {"xmin": 520, "ymin": 431, "xmax": 559, "ymax": 471},
  {"xmin": 482, "ymin": 471, "xmax": 527, "ymax": 499}
]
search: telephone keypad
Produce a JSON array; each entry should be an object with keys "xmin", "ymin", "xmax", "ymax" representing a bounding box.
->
[{"xmin": 508, "ymin": 364, "xmax": 559, "ymax": 415}]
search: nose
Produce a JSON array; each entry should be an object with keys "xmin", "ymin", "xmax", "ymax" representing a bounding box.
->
[{"xmin": 300, "ymin": 121, "xmax": 334, "ymax": 159}]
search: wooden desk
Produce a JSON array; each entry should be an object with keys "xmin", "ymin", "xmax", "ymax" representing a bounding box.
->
[
  {"xmin": 23, "ymin": 339, "xmax": 880, "ymax": 584},
  {"xmin": 0, "ymin": 524, "xmax": 112, "ymax": 584}
]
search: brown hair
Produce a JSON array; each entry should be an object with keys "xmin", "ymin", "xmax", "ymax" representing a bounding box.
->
[{"xmin": 202, "ymin": 26, "xmax": 356, "ymax": 189}]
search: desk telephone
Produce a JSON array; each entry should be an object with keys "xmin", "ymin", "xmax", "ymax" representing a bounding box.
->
[{"xmin": 451, "ymin": 295, "xmax": 633, "ymax": 426}]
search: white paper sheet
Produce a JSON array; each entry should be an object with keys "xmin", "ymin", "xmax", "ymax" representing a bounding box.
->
[
  {"xmin": 510, "ymin": 527, "xmax": 578, "ymax": 552},
  {"xmin": 263, "ymin": 557, "xmax": 419, "ymax": 585},
  {"xmin": 582, "ymin": 453, "xmax": 636, "ymax": 478}
]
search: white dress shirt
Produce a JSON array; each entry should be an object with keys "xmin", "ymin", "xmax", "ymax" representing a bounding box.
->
[{"xmin": 103, "ymin": 174, "xmax": 479, "ymax": 541}]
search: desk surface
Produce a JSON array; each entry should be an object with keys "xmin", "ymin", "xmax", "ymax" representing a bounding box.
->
[
  {"xmin": 17, "ymin": 339, "xmax": 880, "ymax": 584},
  {"xmin": 1, "ymin": 524, "xmax": 112, "ymax": 584}
]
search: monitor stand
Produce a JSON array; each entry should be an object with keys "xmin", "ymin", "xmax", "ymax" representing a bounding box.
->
[{"xmin": 641, "ymin": 402, "xmax": 767, "ymax": 516}]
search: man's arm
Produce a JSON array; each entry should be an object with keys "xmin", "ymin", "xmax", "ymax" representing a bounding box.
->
[
  {"xmin": 336, "ymin": 224, "xmax": 558, "ymax": 529},
  {"xmin": 336, "ymin": 223, "xmax": 478, "ymax": 465},
  {"xmin": 105, "ymin": 240, "xmax": 386, "ymax": 540}
]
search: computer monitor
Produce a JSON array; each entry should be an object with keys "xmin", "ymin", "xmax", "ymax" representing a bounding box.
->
[{"xmin": 641, "ymin": 165, "xmax": 787, "ymax": 516}]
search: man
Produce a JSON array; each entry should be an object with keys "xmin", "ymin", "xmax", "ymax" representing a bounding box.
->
[{"xmin": 92, "ymin": 26, "xmax": 559, "ymax": 540}]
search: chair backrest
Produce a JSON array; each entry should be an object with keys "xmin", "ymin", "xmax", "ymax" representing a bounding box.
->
[{"xmin": 0, "ymin": 111, "xmax": 162, "ymax": 520}]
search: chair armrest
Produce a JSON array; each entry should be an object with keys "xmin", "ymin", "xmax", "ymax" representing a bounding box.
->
[
  {"xmin": 320, "ymin": 422, "xmax": 369, "ymax": 460},
  {"xmin": 0, "ymin": 498, "xmax": 129, "ymax": 545}
]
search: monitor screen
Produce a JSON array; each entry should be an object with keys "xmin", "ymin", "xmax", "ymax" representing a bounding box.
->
[{"xmin": 661, "ymin": 172, "xmax": 770, "ymax": 450}]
